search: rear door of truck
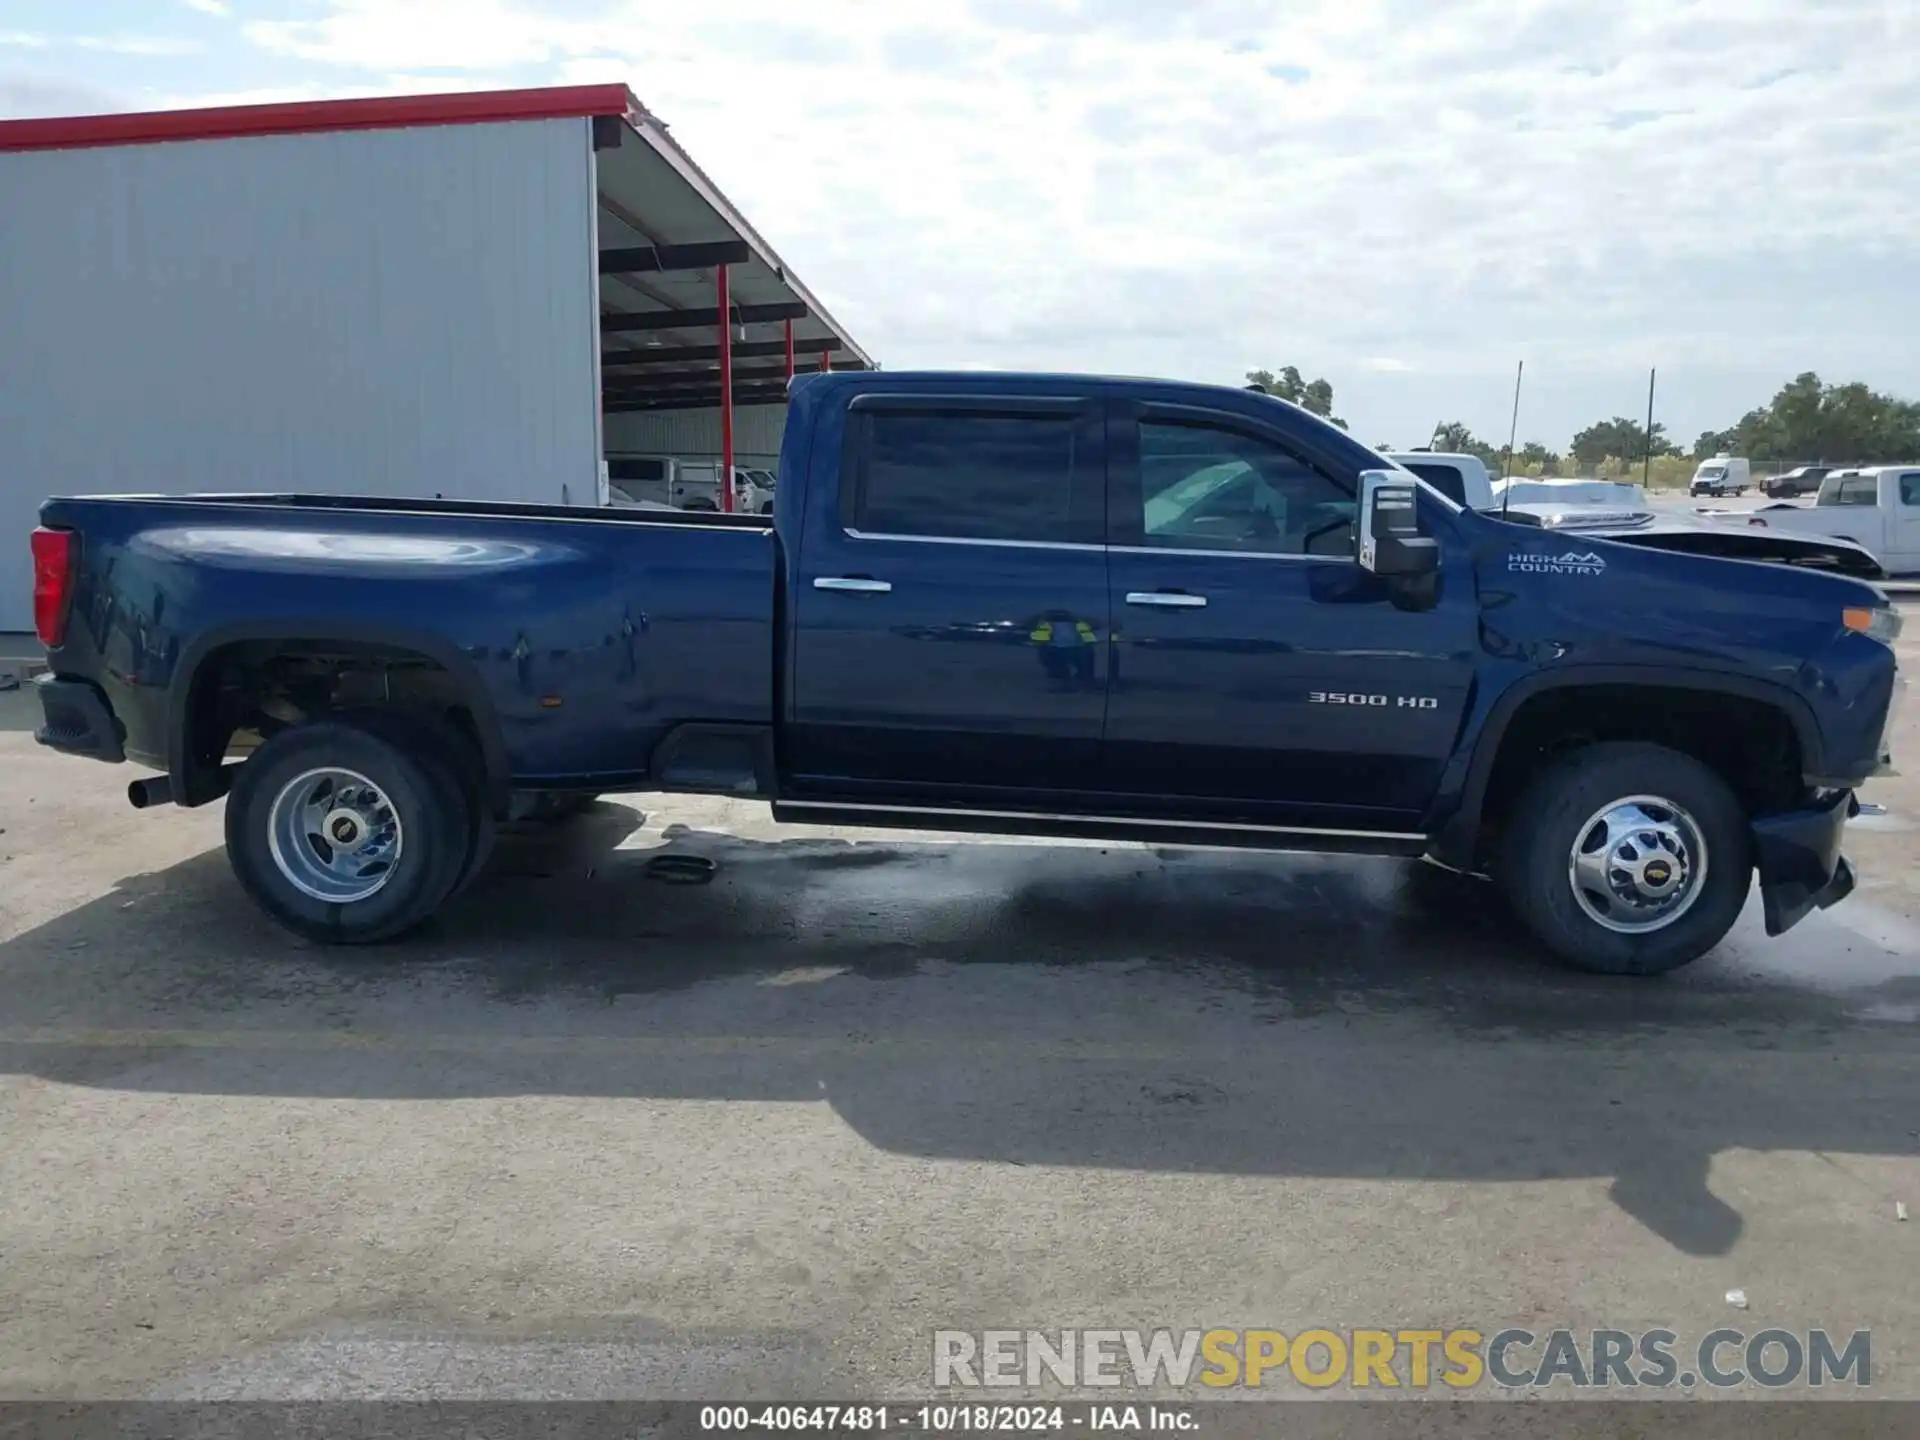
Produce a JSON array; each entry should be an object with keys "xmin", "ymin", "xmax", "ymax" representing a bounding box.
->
[{"xmin": 784, "ymin": 388, "xmax": 1109, "ymax": 798}]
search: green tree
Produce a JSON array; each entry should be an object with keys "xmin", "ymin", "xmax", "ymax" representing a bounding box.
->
[
  {"xmin": 1518, "ymin": 441, "xmax": 1561, "ymax": 475},
  {"xmin": 1718, "ymin": 372, "xmax": 1920, "ymax": 463},
  {"xmin": 1247, "ymin": 366, "xmax": 1349, "ymax": 430},
  {"xmin": 1428, "ymin": 421, "xmax": 1505, "ymax": 470},
  {"xmin": 1570, "ymin": 417, "xmax": 1677, "ymax": 468},
  {"xmin": 1692, "ymin": 429, "xmax": 1733, "ymax": 460}
]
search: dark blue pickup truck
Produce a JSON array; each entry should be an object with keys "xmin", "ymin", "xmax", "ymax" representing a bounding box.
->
[{"xmin": 28, "ymin": 372, "xmax": 1904, "ymax": 975}]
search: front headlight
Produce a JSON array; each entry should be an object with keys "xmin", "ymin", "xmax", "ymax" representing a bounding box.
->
[{"xmin": 1845, "ymin": 605, "xmax": 1903, "ymax": 645}]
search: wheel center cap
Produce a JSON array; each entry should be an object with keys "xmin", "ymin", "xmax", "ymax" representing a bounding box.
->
[
  {"xmin": 323, "ymin": 809, "xmax": 366, "ymax": 850},
  {"xmin": 1635, "ymin": 855, "xmax": 1679, "ymax": 897}
]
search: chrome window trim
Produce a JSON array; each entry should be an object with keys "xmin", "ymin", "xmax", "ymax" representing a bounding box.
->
[{"xmin": 843, "ymin": 527, "xmax": 1104, "ymax": 552}]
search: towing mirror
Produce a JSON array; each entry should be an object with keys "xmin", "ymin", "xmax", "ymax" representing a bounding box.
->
[{"xmin": 1357, "ymin": 470, "xmax": 1439, "ymax": 577}]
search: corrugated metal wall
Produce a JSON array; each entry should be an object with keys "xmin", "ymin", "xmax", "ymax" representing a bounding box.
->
[
  {"xmin": 603, "ymin": 405, "xmax": 786, "ymax": 470},
  {"xmin": 0, "ymin": 118, "xmax": 600, "ymax": 631}
]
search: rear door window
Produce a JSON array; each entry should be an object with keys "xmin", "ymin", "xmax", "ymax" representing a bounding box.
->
[{"xmin": 851, "ymin": 406, "xmax": 1099, "ymax": 544}]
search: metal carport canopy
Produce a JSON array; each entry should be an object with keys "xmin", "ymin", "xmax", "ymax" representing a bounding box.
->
[
  {"xmin": 0, "ymin": 81, "xmax": 875, "ymax": 506},
  {"xmin": 591, "ymin": 87, "xmax": 873, "ymax": 420}
]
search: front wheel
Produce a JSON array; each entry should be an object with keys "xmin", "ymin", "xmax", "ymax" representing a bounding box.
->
[{"xmin": 1497, "ymin": 742, "xmax": 1750, "ymax": 976}]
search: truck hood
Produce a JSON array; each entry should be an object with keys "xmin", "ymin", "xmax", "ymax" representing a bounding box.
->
[{"xmin": 1495, "ymin": 502, "xmax": 1886, "ymax": 580}]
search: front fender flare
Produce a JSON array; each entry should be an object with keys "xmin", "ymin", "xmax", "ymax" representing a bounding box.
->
[{"xmin": 1428, "ymin": 664, "xmax": 1824, "ymax": 871}]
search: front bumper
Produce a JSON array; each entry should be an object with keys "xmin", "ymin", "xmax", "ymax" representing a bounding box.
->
[
  {"xmin": 1752, "ymin": 787, "xmax": 1857, "ymax": 937},
  {"xmin": 33, "ymin": 674, "xmax": 125, "ymax": 763}
]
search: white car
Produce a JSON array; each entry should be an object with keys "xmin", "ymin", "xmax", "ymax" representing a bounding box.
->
[{"xmin": 1741, "ymin": 465, "xmax": 1920, "ymax": 574}]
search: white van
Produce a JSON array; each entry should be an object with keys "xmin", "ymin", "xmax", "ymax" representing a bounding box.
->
[{"xmin": 1689, "ymin": 456, "xmax": 1751, "ymax": 497}]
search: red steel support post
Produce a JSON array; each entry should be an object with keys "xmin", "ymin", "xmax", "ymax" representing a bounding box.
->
[
  {"xmin": 783, "ymin": 318, "xmax": 795, "ymax": 381},
  {"xmin": 819, "ymin": 350, "xmax": 831, "ymax": 373},
  {"xmin": 717, "ymin": 262, "xmax": 734, "ymax": 512}
]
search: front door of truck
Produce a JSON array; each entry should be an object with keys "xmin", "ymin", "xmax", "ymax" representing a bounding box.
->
[
  {"xmin": 1100, "ymin": 401, "xmax": 1477, "ymax": 832},
  {"xmin": 786, "ymin": 392, "xmax": 1111, "ymax": 800}
]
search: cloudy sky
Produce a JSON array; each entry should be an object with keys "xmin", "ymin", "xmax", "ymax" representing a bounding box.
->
[{"xmin": 4, "ymin": 0, "xmax": 1916, "ymax": 451}]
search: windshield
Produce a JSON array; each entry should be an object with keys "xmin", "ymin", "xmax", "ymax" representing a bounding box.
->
[{"xmin": 1697, "ymin": 466, "xmax": 1726, "ymax": 479}]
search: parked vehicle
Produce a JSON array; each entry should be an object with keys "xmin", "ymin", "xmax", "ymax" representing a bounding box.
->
[
  {"xmin": 1402, "ymin": 465, "xmax": 1879, "ymax": 573},
  {"xmin": 1491, "ymin": 478, "xmax": 1649, "ymax": 510},
  {"xmin": 1382, "ymin": 451, "xmax": 1496, "ymax": 508},
  {"xmin": 605, "ymin": 454, "xmax": 682, "ymax": 507},
  {"xmin": 675, "ymin": 463, "xmax": 770, "ymax": 514},
  {"xmin": 29, "ymin": 372, "xmax": 1900, "ymax": 976},
  {"xmin": 1744, "ymin": 465, "xmax": 1920, "ymax": 574},
  {"xmin": 1761, "ymin": 465, "xmax": 1831, "ymax": 499},
  {"xmin": 1690, "ymin": 456, "xmax": 1752, "ymax": 497},
  {"xmin": 606, "ymin": 455, "xmax": 765, "ymax": 513}
]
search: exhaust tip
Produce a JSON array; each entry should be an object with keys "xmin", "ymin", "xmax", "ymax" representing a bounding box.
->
[{"xmin": 127, "ymin": 775, "xmax": 173, "ymax": 809}]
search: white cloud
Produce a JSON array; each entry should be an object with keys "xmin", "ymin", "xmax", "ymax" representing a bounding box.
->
[
  {"xmin": 74, "ymin": 35, "xmax": 203, "ymax": 57},
  {"xmin": 48, "ymin": 0, "xmax": 1920, "ymax": 442},
  {"xmin": 183, "ymin": 0, "xmax": 233, "ymax": 15},
  {"xmin": 0, "ymin": 32, "xmax": 51, "ymax": 48}
]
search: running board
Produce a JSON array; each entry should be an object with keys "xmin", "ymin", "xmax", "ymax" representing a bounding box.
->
[{"xmin": 771, "ymin": 799, "xmax": 1429, "ymax": 857}]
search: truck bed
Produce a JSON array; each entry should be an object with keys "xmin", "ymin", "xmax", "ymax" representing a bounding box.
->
[{"xmin": 37, "ymin": 491, "xmax": 778, "ymax": 787}]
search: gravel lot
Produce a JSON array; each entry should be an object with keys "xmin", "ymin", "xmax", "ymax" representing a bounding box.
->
[{"xmin": 1, "ymin": 617, "xmax": 1917, "ymax": 1411}]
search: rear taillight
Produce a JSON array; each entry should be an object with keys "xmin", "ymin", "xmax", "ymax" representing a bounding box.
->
[{"xmin": 30, "ymin": 526, "xmax": 76, "ymax": 648}]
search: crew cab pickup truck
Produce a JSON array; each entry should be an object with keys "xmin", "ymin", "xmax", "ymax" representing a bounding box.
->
[
  {"xmin": 1761, "ymin": 465, "xmax": 1831, "ymax": 499},
  {"xmin": 1748, "ymin": 466, "xmax": 1920, "ymax": 575},
  {"xmin": 28, "ymin": 372, "xmax": 1903, "ymax": 976}
]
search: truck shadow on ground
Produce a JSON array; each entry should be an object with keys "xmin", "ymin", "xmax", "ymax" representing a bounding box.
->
[{"xmin": 0, "ymin": 801, "xmax": 1915, "ymax": 1257}]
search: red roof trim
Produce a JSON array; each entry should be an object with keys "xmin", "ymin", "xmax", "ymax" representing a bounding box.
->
[{"xmin": 0, "ymin": 83, "xmax": 638, "ymax": 154}]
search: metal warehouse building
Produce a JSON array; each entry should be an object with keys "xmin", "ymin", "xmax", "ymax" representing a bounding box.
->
[{"xmin": 0, "ymin": 84, "xmax": 874, "ymax": 632}]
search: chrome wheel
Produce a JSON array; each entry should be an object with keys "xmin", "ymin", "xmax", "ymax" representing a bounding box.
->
[
  {"xmin": 1567, "ymin": 794, "xmax": 1706, "ymax": 934},
  {"xmin": 265, "ymin": 767, "xmax": 404, "ymax": 903}
]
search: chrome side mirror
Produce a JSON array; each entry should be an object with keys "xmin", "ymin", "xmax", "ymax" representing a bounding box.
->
[{"xmin": 1357, "ymin": 470, "xmax": 1439, "ymax": 577}]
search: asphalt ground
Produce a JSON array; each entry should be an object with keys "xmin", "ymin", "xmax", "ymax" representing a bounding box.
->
[{"xmin": 0, "ymin": 612, "xmax": 1916, "ymax": 1420}]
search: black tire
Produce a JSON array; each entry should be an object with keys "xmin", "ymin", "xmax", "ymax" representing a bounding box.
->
[
  {"xmin": 224, "ymin": 714, "xmax": 474, "ymax": 944},
  {"xmin": 1496, "ymin": 742, "xmax": 1750, "ymax": 976},
  {"xmin": 339, "ymin": 707, "xmax": 496, "ymax": 899}
]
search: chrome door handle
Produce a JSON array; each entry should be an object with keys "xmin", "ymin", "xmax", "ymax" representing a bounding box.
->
[
  {"xmin": 1125, "ymin": 591, "xmax": 1207, "ymax": 608},
  {"xmin": 813, "ymin": 576, "xmax": 893, "ymax": 593}
]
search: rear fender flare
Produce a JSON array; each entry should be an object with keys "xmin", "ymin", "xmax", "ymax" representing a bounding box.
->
[{"xmin": 167, "ymin": 620, "xmax": 509, "ymax": 809}]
